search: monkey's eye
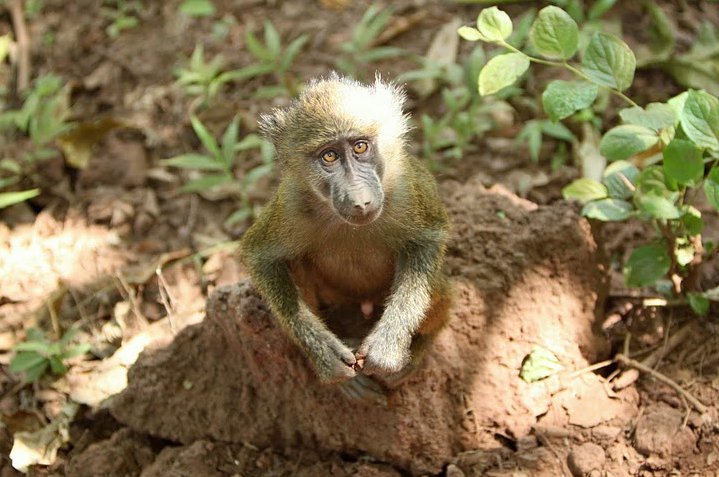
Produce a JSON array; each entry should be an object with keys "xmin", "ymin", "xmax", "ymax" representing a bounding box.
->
[
  {"xmin": 353, "ymin": 141, "xmax": 368, "ymax": 154},
  {"xmin": 321, "ymin": 150, "xmax": 338, "ymax": 163}
]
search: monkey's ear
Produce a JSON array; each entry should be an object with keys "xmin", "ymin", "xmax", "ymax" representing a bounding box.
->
[{"xmin": 258, "ymin": 110, "xmax": 287, "ymax": 146}]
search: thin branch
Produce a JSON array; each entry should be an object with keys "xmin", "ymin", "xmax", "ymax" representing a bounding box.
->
[{"xmin": 615, "ymin": 353, "xmax": 708, "ymax": 414}]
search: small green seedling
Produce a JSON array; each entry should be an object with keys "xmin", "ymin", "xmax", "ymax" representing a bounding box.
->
[
  {"xmin": 336, "ymin": 4, "xmax": 404, "ymax": 79},
  {"xmin": 10, "ymin": 328, "xmax": 91, "ymax": 383},
  {"xmin": 102, "ymin": 0, "xmax": 143, "ymax": 38},
  {"xmin": 243, "ymin": 21, "xmax": 309, "ymax": 98},
  {"xmin": 459, "ymin": 5, "xmax": 719, "ymax": 314},
  {"xmin": 162, "ymin": 115, "xmax": 274, "ymax": 226}
]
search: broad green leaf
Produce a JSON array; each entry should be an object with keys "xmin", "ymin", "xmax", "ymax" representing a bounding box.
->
[
  {"xmin": 519, "ymin": 347, "xmax": 563, "ymax": 383},
  {"xmin": 581, "ymin": 32, "xmax": 636, "ymax": 91},
  {"xmin": 542, "ymin": 80, "xmax": 598, "ymax": 122},
  {"xmin": 540, "ymin": 120, "xmax": 575, "ymax": 141},
  {"xmin": 49, "ymin": 356, "xmax": 67, "ymax": 375},
  {"xmin": 636, "ymin": 166, "xmax": 674, "ymax": 196},
  {"xmin": 663, "ymin": 139, "xmax": 703, "ymax": 186},
  {"xmin": 603, "ymin": 160, "xmax": 639, "ymax": 199},
  {"xmin": 0, "ymin": 189, "xmax": 40, "ymax": 209},
  {"xmin": 190, "ymin": 116, "xmax": 221, "ymax": 159},
  {"xmin": 562, "ymin": 178, "xmax": 607, "ymax": 203},
  {"xmin": 13, "ymin": 341, "xmax": 50, "ymax": 353},
  {"xmin": 704, "ymin": 167, "xmax": 719, "ymax": 211},
  {"xmin": 636, "ymin": 194, "xmax": 681, "ymax": 219},
  {"xmin": 682, "ymin": 207, "xmax": 704, "ymax": 236},
  {"xmin": 161, "ymin": 154, "xmax": 224, "ymax": 170},
  {"xmin": 687, "ymin": 293, "xmax": 709, "ymax": 316},
  {"xmin": 180, "ymin": 174, "xmax": 232, "ymax": 193},
  {"xmin": 599, "ymin": 125, "xmax": 658, "ymax": 161},
  {"xmin": 10, "ymin": 352, "xmax": 46, "ymax": 373},
  {"xmin": 475, "ymin": 7, "xmax": 513, "ymax": 43},
  {"xmin": 179, "ymin": 0, "xmax": 216, "ymax": 17},
  {"xmin": 581, "ymin": 198, "xmax": 633, "ymax": 221},
  {"xmin": 619, "ymin": 103, "xmax": 677, "ymax": 131},
  {"xmin": 264, "ymin": 21, "xmax": 282, "ymax": 56},
  {"xmin": 624, "ymin": 242, "xmax": 671, "ymax": 287},
  {"xmin": 529, "ymin": 6, "xmax": 579, "ymax": 60},
  {"xmin": 478, "ymin": 52, "xmax": 529, "ymax": 96},
  {"xmin": 680, "ymin": 90, "xmax": 719, "ymax": 151},
  {"xmin": 458, "ymin": 26, "xmax": 482, "ymax": 41}
]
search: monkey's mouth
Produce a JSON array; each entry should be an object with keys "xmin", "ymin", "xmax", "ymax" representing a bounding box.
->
[{"xmin": 341, "ymin": 207, "xmax": 383, "ymax": 226}]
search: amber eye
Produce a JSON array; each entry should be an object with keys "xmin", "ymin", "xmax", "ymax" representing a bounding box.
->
[
  {"xmin": 321, "ymin": 150, "xmax": 338, "ymax": 163},
  {"xmin": 353, "ymin": 141, "xmax": 368, "ymax": 154}
]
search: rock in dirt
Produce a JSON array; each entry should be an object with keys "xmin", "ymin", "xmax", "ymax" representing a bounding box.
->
[
  {"xmin": 567, "ymin": 442, "xmax": 605, "ymax": 477},
  {"xmin": 65, "ymin": 428, "xmax": 154, "ymax": 477},
  {"xmin": 110, "ymin": 180, "xmax": 610, "ymax": 475},
  {"xmin": 633, "ymin": 404, "xmax": 697, "ymax": 457}
]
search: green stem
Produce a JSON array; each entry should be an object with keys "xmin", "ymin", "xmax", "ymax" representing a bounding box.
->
[{"xmin": 500, "ymin": 42, "xmax": 640, "ymax": 108}]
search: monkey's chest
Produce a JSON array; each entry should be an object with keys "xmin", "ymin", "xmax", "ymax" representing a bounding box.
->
[{"xmin": 290, "ymin": 247, "xmax": 396, "ymax": 306}]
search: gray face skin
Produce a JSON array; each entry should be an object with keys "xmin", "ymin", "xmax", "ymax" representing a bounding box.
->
[{"xmin": 312, "ymin": 137, "xmax": 385, "ymax": 226}]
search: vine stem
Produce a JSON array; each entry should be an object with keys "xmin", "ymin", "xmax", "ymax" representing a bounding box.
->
[{"xmin": 501, "ymin": 42, "xmax": 640, "ymax": 108}]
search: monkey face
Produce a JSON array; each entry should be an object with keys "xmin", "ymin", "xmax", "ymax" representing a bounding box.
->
[{"xmin": 312, "ymin": 137, "xmax": 385, "ymax": 226}]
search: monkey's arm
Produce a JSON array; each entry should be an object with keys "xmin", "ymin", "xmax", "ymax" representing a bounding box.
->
[
  {"xmin": 241, "ymin": 217, "xmax": 357, "ymax": 383},
  {"xmin": 356, "ymin": 231, "xmax": 447, "ymax": 375}
]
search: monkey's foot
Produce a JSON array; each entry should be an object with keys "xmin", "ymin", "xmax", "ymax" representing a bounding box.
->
[{"xmin": 338, "ymin": 374, "xmax": 388, "ymax": 406}]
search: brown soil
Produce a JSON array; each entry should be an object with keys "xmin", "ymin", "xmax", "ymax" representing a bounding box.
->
[{"xmin": 1, "ymin": 1, "xmax": 719, "ymax": 476}]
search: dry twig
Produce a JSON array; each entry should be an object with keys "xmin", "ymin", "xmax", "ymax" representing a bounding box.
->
[{"xmin": 8, "ymin": 0, "xmax": 30, "ymax": 93}]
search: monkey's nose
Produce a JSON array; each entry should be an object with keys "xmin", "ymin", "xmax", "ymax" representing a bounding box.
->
[{"xmin": 353, "ymin": 200, "xmax": 372, "ymax": 212}]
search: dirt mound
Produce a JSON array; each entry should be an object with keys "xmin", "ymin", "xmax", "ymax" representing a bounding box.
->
[{"xmin": 97, "ymin": 179, "xmax": 630, "ymax": 475}]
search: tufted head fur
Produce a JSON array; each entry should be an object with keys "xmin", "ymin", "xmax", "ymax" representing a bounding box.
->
[{"xmin": 259, "ymin": 73, "xmax": 410, "ymax": 177}]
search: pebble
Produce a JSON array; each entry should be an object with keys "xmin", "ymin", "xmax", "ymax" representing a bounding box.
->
[{"xmin": 567, "ymin": 442, "xmax": 605, "ymax": 477}]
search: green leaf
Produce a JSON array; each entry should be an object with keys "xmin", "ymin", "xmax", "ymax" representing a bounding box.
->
[
  {"xmin": 687, "ymin": 293, "xmax": 709, "ymax": 316},
  {"xmin": 623, "ymin": 242, "xmax": 671, "ymax": 287},
  {"xmin": 179, "ymin": 0, "xmax": 216, "ymax": 17},
  {"xmin": 458, "ymin": 26, "xmax": 482, "ymax": 42},
  {"xmin": 636, "ymin": 194, "xmax": 681, "ymax": 219},
  {"xmin": 529, "ymin": 6, "xmax": 579, "ymax": 60},
  {"xmin": 161, "ymin": 154, "xmax": 224, "ymax": 170},
  {"xmin": 263, "ymin": 21, "xmax": 282, "ymax": 57},
  {"xmin": 603, "ymin": 160, "xmax": 639, "ymax": 199},
  {"xmin": 679, "ymin": 90, "xmax": 719, "ymax": 151},
  {"xmin": 517, "ymin": 120, "xmax": 542, "ymax": 162},
  {"xmin": 59, "ymin": 343, "xmax": 91, "ymax": 360},
  {"xmin": 599, "ymin": 125, "xmax": 658, "ymax": 161},
  {"xmin": 663, "ymin": 139, "xmax": 703, "ymax": 186},
  {"xmin": 519, "ymin": 347, "xmax": 563, "ymax": 383},
  {"xmin": 681, "ymin": 207, "xmax": 704, "ymax": 236},
  {"xmin": 221, "ymin": 116, "xmax": 241, "ymax": 167},
  {"xmin": 190, "ymin": 116, "xmax": 221, "ymax": 159},
  {"xmin": 24, "ymin": 361, "xmax": 49, "ymax": 382},
  {"xmin": 478, "ymin": 52, "xmax": 529, "ymax": 96},
  {"xmin": 243, "ymin": 163, "xmax": 273, "ymax": 186},
  {"xmin": 540, "ymin": 120, "xmax": 575, "ymax": 141},
  {"xmin": 581, "ymin": 198, "xmax": 633, "ymax": 221},
  {"xmin": 674, "ymin": 237, "xmax": 695, "ymax": 267},
  {"xmin": 49, "ymin": 356, "xmax": 67, "ymax": 375},
  {"xmin": 619, "ymin": 103, "xmax": 677, "ymax": 131},
  {"xmin": 475, "ymin": 7, "xmax": 513, "ymax": 43},
  {"xmin": 581, "ymin": 32, "xmax": 636, "ymax": 91},
  {"xmin": 180, "ymin": 174, "xmax": 232, "ymax": 193},
  {"xmin": 542, "ymin": 80, "xmax": 598, "ymax": 122},
  {"xmin": 280, "ymin": 35, "xmax": 309, "ymax": 72},
  {"xmin": 0, "ymin": 189, "xmax": 40, "ymax": 209},
  {"xmin": 224, "ymin": 207, "xmax": 252, "ymax": 227},
  {"xmin": 587, "ymin": 0, "xmax": 617, "ymax": 20},
  {"xmin": 13, "ymin": 341, "xmax": 50, "ymax": 353},
  {"xmin": 704, "ymin": 167, "xmax": 719, "ymax": 211},
  {"xmin": 245, "ymin": 31, "xmax": 271, "ymax": 61},
  {"xmin": 562, "ymin": 178, "xmax": 607, "ymax": 203},
  {"xmin": 636, "ymin": 166, "xmax": 673, "ymax": 196},
  {"xmin": 10, "ymin": 352, "xmax": 47, "ymax": 373}
]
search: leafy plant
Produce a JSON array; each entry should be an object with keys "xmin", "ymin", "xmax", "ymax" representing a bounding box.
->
[
  {"xmin": 244, "ymin": 21, "xmax": 308, "ymax": 98},
  {"xmin": 10, "ymin": 328, "xmax": 91, "ymax": 382},
  {"xmin": 179, "ymin": 0, "xmax": 216, "ymax": 17},
  {"xmin": 459, "ymin": 5, "xmax": 719, "ymax": 313},
  {"xmin": 102, "ymin": 0, "xmax": 143, "ymax": 38},
  {"xmin": 336, "ymin": 4, "xmax": 404, "ymax": 79},
  {"xmin": 162, "ymin": 115, "xmax": 274, "ymax": 226}
]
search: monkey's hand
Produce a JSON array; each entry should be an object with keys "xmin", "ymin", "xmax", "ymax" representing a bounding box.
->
[
  {"xmin": 308, "ymin": 329, "xmax": 358, "ymax": 384},
  {"xmin": 355, "ymin": 324, "xmax": 411, "ymax": 376}
]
